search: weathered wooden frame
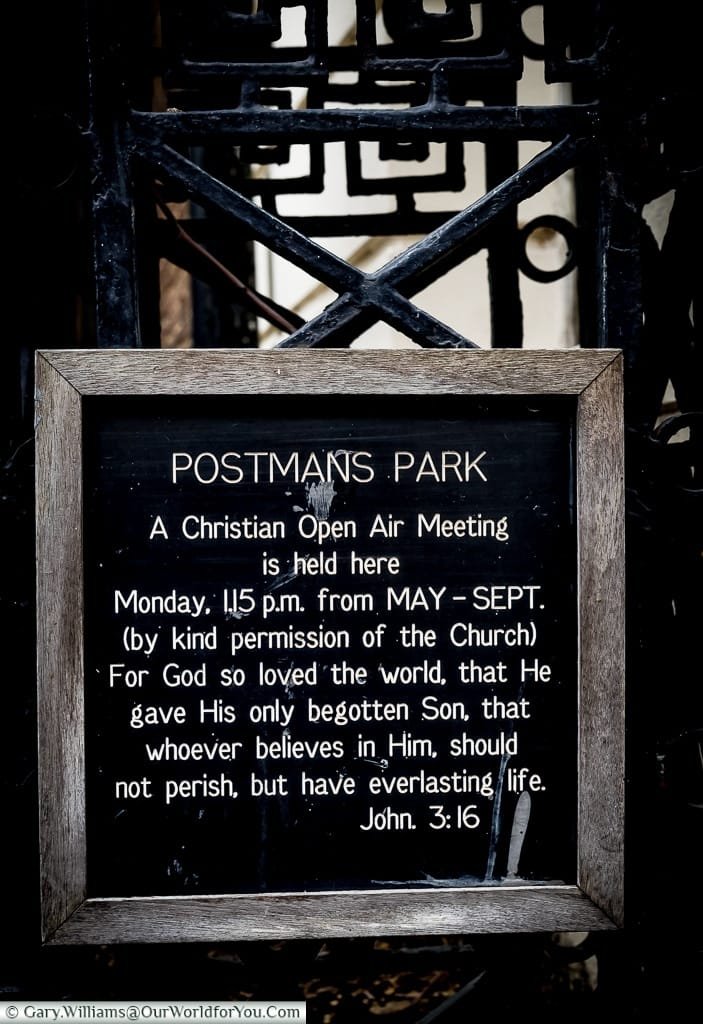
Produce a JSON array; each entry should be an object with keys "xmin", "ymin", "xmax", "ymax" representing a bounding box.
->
[{"xmin": 36, "ymin": 348, "xmax": 624, "ymax": 944}]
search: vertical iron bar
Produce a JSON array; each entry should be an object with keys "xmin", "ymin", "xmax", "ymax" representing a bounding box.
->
[
  {"xmin": 596, "ymin": 138, "xmax": 643, "ymax": 402},
  {"xmin": 485, "ymin": 118, "xmax": 524, "ymax": 348},
  {"xmin": 85, "ymin": 0, "xmax": 141, "ymax": 348}
]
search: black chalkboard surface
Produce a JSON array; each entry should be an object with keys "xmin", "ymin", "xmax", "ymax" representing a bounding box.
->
[
  {"xmin": 83, "ymin": 395, "xmax": 576, "ymax": 898},
  {"xmin": 36, "ymin": 349, "xmax": 624, "ymax": 942}
]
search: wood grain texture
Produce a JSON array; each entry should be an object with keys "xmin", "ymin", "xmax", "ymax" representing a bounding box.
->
[
  {"xmin": 47, "ymin": 885, "xmax": 617, "ymax": 945},
  {"xmin": 39, "ymin": 348, "xmax": 619, "ymax": 397},
  {"xmin": 35, "ymin": 352, "xmax": 87, "ymax": 941},
  {"xmin": 577, "ymin": 354, "xmax": 625, "ymax": 926}
]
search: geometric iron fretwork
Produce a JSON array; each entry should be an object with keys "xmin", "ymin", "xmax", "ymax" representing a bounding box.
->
[
  {"xmin": 88, "ymin": 0, "xmax": 621, "ymax": 353},
  {"xmin": 82, "ymin": 0, "xmax": 699, "ymax": 393},
  {"xmin": 135, "ymin": 132, "xmax": 588, "ymax": 349}
]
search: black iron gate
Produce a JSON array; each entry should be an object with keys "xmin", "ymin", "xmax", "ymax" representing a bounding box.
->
[{"xmin": 3, "ymin": 0, "xmax": 701, "ymax": 1016}]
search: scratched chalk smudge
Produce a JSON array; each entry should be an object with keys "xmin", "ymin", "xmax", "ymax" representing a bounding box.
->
[{"xmin": 306, "ymin": 479, "xmax": 336, "ymax": 520}]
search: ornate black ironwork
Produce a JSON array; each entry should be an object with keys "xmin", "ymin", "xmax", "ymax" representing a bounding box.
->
[
  {"xmin": 86, "ymin": 0, "xmax": 607, "ymax": 352},
  {"xmin": 3, "ymin": 0, "xmax": 701, "ymax": 1012}
]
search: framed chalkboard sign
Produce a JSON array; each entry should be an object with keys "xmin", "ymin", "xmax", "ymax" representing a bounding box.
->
[{"xmin": 36, "ymin": 349, "xmax": 624, "ymax": 944}]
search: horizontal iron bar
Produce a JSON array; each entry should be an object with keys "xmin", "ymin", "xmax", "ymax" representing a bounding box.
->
[
  {"xmin": 131, "ymin": 105, "xmax": 598, "ymax": 143},
  {"xmin": 169, "ymin": 51, "xmax": 521, "ymax": 78}
]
